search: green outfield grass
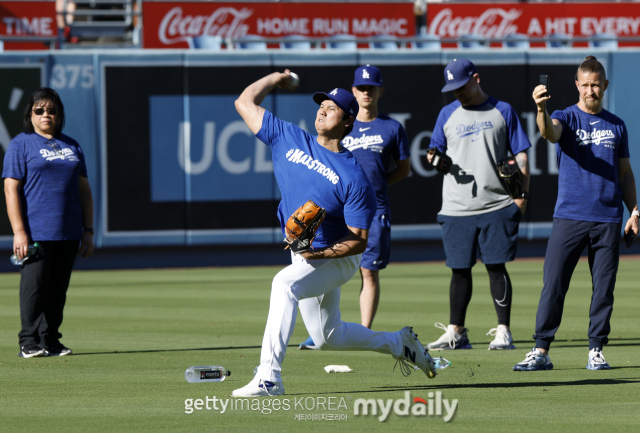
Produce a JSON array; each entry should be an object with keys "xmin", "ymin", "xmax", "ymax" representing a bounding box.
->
[{"xmin": 1, "ymin": 258, "xmax": 639, "ymax": 432}]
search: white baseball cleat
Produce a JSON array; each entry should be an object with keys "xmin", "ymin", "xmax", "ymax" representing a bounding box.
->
[
  {"xmin": 487, "ymin": 325, "xmax": 516, "ymax": 350},
  {"xmin": 232, "ymin": 376, "xmax": 285, "ymax": 397},
  {"xmin": 426, "ymin": 322, "xmax": 472, "ymax": 350},
  {"xmin": 394, "ymin": 326, "xmax": 436, "ymax": 379},
  {"xmin": 586, "ymin": 348, "xmax": 611, "ymax": 370}
]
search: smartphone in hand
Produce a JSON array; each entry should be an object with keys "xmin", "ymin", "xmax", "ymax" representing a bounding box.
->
[
  {"xmin": 540, "ymin": 75, "xmax": 549, "ymax": 97},
  {"xmin": 624, "ymin": 231, "xmax": 636, "ymax": 248}
]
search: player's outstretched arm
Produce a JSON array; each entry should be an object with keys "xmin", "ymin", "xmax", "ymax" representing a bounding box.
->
[
  {"xmin": 532, "ymin": 85, "xmax": 562, "ymax": 143},
  {"xmin": 300, "ymin": 226, "xmax": 369, "ymax": 261},
  {"xmin": 619, "ymin": 158, "xmax": 639, "ymax": 236},
  {"xmin": 235, "ymin": 69, "xmax": 298, "ymax": 134}
]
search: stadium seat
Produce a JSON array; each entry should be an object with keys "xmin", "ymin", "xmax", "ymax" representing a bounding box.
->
[
  {"xmin": 411, "ymin": 34, "xmax": 441, "ymax": 50},
  {"xmin": 325, "ymin": 34, "xmax": 357, "ymax": 50},
  {"xmin": 279, "ymin": 35, "xmax": 312, "ymax": 50},
  {"xmin": 234, "ymin": 35, "xmax": 267, "ymax": 51},
  {"xmin": 589, "ymin": 33, "xmax": 618, "ymax": 49},
  {"xmin": 502, "ymin": 33, "xmax": 530, "ymax": 49},
  {"xmin": 369, "ymin": 35, "xmax": 398, "ymax": 50},
  {"xmin": 457, "ymin": 34, "xmax": 487, "ymax": 49},
  {"xmin": 545, "ymin": 33, "xmax": 572, "ymax": 48},
  {"xmin": 189, "ymin": 35, "xmax": 223, "ymax": 51}
]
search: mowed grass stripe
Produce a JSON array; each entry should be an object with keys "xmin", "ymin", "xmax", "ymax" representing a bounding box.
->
[{"xmin": 0, "ymin": 258, "xmax": 639, "ymax": 433}]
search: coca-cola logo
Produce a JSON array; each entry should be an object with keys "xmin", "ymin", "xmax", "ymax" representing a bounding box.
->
[
  {"xmin": 158, "ymin": 7, "xmax": 252, "ymax": 44},
  {"xmin": 428, "ymin": 8, "xmax": 522, "ymax": 38}
]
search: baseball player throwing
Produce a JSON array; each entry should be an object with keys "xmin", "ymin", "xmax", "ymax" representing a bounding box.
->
[
  {"xmin": 299, "ymin": 65, "xmax": 410, "ymax": 351},
  {"xmin": 232, "ymin": 70, "xmax": 436, "ymax": 397}
]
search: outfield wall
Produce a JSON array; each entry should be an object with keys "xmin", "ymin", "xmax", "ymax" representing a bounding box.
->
[{"xmin": 0, "ymin": 49, "xmax": 637, "ymax": 250}]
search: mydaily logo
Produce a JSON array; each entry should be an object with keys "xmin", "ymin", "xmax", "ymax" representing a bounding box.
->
[
  {"xmin": 456, "ymin": 120, "xmax": 493, "ymax": 137},
  {"xmin": 354, "ymin": 391, "xmax": 458, "ymax": 422},
  {"xmin": 286, "ymin": 148, "xmax": 340, "ymax": 185}
]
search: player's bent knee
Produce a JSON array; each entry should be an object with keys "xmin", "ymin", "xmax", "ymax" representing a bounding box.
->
[{"xmin": 271, "ymin": 273, "xmax": 298, "ymax": 300}]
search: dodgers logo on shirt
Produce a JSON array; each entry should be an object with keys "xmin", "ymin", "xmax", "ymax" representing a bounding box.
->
[
  {"xmin": 455, "ymin": 121, "xmax": 493, "ymax": 137},
  {"xmin": 342, "ymin": 133, "xmax": 384, "ymax": 153},
  {"xmin": 575, "ymin": 128, "xmax": 616, "ymax": 148},
  {"xmin": 39, "ymin": 148, "xmax": 79, "ymax": 162},
  {"xmin": 286, "ymin": 148, "xmax": 340, "ymax": 185}
]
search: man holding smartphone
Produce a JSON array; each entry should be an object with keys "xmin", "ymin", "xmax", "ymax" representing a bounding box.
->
[
  {"xmin": 514, "ymin": 56, "xmax": 639, "ymax": 372},
  {"xmin": 426, "ymin": 58, "xmax": 531, "ymax": 352}
]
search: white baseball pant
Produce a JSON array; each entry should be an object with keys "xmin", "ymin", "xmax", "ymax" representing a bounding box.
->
[{"xmin": 255, "ymin": 252, "xmax": 402, "ymax": 382}]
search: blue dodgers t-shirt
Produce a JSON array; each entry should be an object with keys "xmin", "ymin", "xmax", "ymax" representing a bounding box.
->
[
  {"xmin": 551, "ymin": 105, "xmax": 629, "ymax": 223},
  {"xmin": 256, "ymin": 110, "xmax": 376, "ymax": 248},
  {"xmin": 3, "ymin": 132, "xmax": 88, "ymax": 241},
  {"xmin": 342, "ymin": 114, "xmax": 410, "ymax": 215}
]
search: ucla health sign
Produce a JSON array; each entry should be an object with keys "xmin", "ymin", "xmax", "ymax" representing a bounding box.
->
[{"xmin": 149, "ymin": 94, "xmax": 318, "ymax": 202}]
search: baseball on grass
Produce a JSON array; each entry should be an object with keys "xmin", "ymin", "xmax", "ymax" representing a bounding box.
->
[{"xmin": 288, "ymin": 72, "xmax": 300, "ymax": 89}]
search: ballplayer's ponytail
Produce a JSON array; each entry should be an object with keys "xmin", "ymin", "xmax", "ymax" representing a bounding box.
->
[{"xmin": 575, "ymin": 56, "xmax": 606, "ymax": 81}]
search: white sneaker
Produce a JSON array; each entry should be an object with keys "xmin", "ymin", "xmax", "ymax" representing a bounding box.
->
[
  {"xmin": 426, "ymin": 322, "xmax": 472, "ymax": 350},
  {"xmin": 394, "ymin": 326, "xmax": 436, "ymax": 379},
  {"xmin": 487, "ymin": 325, "xmax": 516, "ymax": 350},
  {"xmin": 586, "ymin": 348, "xmax": 611, "ymax": 370},
  {"xmin": 232, "ymin": 376, "xmax": 285, "ymax": 397},
  {"xmin": 513, "ymin": 348, "xmax": 553, "ymax": 371}
]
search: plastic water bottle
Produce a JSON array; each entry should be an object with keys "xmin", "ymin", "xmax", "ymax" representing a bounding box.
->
[
  {"xmin": 434, "ymin": 357, "xmax": 451, "ymax": 369},
  {"xmin": 10, "ymin": 242, "xmax": 39, "ymax": 266},
  {"xmin": 414, "ymin": 357, "xmax": 451, "ymax": 371},
  {"xmin": 184, "ymin": 365, "xmax": 231, "ymax": 383}
]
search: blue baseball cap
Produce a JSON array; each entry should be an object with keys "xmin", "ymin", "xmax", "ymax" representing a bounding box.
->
[
  {"xmin": 353, "ymin": 65, "xmax": 383, "ymax": 87},
  {"xmin": 441, "ymin": 58, "xmax": 478, "ymax": 93},
  {"xmin": 313, "ymin": 88, "xmax": 359, "ymax": 118}
]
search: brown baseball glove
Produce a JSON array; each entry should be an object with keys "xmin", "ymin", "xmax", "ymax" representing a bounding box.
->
[
  {"xmin": 497, "ymin": 156, "xmax": 523, "ymax": 199},
  {"xmin": 284, "ymin": 200, "xmax": 326, "ymax": 254}
]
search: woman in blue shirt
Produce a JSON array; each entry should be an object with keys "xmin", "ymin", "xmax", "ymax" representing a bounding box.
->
[{"xmin": 3, "ymin": 87, "xmax": 94, "ymax": 358}]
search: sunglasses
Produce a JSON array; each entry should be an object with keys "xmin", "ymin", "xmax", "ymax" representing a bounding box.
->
[
  {"xmin": 45, "ymin": 140, "xmax": 64, "ymax": 155},
  {"xmin": 33, "ymin": 107, "xmax": 58, "ymax": 115}
]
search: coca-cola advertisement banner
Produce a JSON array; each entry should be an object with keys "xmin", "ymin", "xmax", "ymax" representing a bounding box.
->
[
  {"xmin": 0, "ymin": 1, "xmax": 57, "ymax": 50},
  {"xmin": 142, "ymin": 1, "xmax": 414, "ymax": 48},
  {"xmin": 427, "ymin": 2, "xmax": 640, "ymax": 46}
]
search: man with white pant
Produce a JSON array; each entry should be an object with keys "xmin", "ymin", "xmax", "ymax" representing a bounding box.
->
[{"xmin": 232, "ymin": 70, "xmax": 436, "ymax": 397}]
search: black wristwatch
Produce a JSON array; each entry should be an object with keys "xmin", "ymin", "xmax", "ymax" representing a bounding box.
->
[
  {"xmin": 521, "ymin": 191, "xmax": 530, "ymax": 200},
  {"xmin": 83, "ymin": 227, "xmax": 95, "ymax": 235}
]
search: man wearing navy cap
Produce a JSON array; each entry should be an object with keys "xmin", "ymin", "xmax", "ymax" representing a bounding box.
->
[
  {"xmin": 299, "ymin": 65, "xmax": 410, "ymax": 349},
  {"xmin": 232, "ymin": 69, "xmax": 436, "ymax": 397},
  {"xmin": 426, "ymin": 59, "xmax": 531, "ymax": 352}
]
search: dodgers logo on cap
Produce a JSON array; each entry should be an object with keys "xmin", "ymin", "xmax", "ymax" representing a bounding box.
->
[
  {"xmin": 353, "ymin": 64, "xmax": 383, "ymax": 87},
  {"xmin": 441, "ymin": 58, "xmax": 478, "ymax": 93},
  {"xmin": 313, "ymin": 88, "xmax": 359, "ymax": 117}
]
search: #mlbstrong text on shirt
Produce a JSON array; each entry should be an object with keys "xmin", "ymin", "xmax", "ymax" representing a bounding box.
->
[
  {"xmin": 342, "ymin": 133, "xmax": 384, "ymax": 153},
  {"xmin": 575, "ymin": 128, "xmax": 616, "ymax": 146},
  {"xmin": 286, "ymin": 148, "xmax": 340, "ymax": 184},
  {"xmin": 39, "ymin": 148, "xmax": 78, "ymax": 161},
  {"xmin": 455, "ymin": 120, "xmax": 494, "ymax": 138}
]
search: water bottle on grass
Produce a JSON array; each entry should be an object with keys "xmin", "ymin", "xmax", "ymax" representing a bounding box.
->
[
  {"xmin": 414, "ymin": 357, "xmax": 451, "ymax": 371},
  {"xmin": 185, "ymin": 365, "xmax": 231, "ymax": 383}
]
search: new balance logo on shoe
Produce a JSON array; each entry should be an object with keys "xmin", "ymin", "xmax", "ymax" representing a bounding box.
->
[{"xmin": 404, "ymin": 346, "xmax": 416, "ymax": 364}]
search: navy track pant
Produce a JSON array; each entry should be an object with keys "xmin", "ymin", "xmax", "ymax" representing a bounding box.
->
[{"xmin": 534, "ymin": 218, "xmax": 621, "ymax": 351}]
